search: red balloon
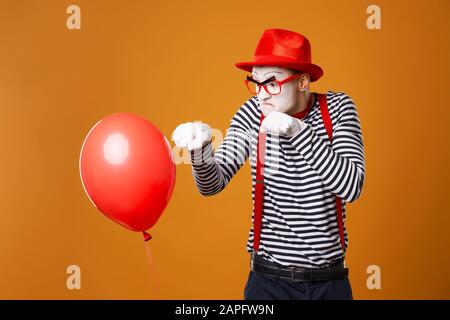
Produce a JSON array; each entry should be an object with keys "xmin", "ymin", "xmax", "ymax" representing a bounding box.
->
[{"xmin": 79, "ymin": 113, "xmax": 176, "ymax": 234}]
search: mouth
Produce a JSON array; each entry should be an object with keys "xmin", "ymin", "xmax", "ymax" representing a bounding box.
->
[{"xmin": 263, "ymin": 103, "xmax": 275, "ymax": 108}]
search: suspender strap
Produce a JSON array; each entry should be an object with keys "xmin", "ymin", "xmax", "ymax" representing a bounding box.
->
[
  {"xmin": 253, "ymin": 113, "xmax": 266, "ymax": 251},
  {"xmin": 317, "ymin": 94, "xmax": 346, "ymax": 253}
]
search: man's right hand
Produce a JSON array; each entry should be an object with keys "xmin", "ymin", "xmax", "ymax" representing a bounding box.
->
[{"xmin": 171, "ymin": 122, "xmax": 212, "ymax": 152}]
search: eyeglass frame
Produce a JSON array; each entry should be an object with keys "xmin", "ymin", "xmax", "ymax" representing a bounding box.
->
[{"xmin": 245, "ymin": 72, "xmax": 302, "ymax": 96}]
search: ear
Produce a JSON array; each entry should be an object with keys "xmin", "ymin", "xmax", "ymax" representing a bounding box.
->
[{"xmin": 297, "ymin": 73, "xmax": 311, "ymax": 91}]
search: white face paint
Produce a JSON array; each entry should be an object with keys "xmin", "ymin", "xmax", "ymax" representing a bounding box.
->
[{"xmin": 252, "ymin": 66, "xmax": 299, "ymax": 116}]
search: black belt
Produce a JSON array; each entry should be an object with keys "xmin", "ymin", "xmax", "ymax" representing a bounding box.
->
[{"xmin": 250, "ymin": 253, "xmax": 349, "ymax": 282}]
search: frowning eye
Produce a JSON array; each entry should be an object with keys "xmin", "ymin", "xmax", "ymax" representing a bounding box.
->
[
  {"xmin": 265, "ymin": 81, "xmax": 281, "ymax": 95},
  {"xmin": 267, "ymin": 82, "xmax": 278, "ymax": 89}
]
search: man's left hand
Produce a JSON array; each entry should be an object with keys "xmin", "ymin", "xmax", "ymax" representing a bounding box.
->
[{"xmin": 260, "ymin": 111, "xmax": 306, "ymax": 137}]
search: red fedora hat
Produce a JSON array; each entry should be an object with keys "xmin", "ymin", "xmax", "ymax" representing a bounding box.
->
[{"xmin": 235, "ymin": 29, "xmax": 323, "ymax": 82}]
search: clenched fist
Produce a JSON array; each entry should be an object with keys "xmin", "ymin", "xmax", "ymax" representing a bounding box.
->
[
  {"xmin": 260, "ymin": 111, "xmax": 306, "ymax": 137},
  {"xmin": 171, "ymin": 122, "xmax": 212, "ymax": 151}
]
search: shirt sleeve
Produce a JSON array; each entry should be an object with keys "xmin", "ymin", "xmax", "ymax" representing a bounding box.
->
[
  {"xmin": 189, "ymin": 98, "xmax": 255, "ymax": 196},
  {"xmin": 288, "ymin": 92, "xmax": 366, "ymax": 203}
]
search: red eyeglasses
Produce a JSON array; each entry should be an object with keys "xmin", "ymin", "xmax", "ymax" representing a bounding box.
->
[{"xmin": 245, "ymin": 73, "xmax": 302, "ymax": 95}]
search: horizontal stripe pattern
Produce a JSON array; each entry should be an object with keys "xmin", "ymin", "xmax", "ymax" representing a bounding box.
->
[{"xmin": 190, "ymin": 91, "xmax": 365, "ymax": 268}]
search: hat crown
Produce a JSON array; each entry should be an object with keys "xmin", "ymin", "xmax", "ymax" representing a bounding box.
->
[
  {"xmin": 234, "ymin": 28, "xmax": 323, "ymax": 82},
  {"xmin": 254, "ymin": 29, "xmax": 312, "ymax": 63}
]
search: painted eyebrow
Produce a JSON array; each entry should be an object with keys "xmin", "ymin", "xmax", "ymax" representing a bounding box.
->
[{"xmin": 247, "ymin": 75, "xmax": 276, "ymax": 85}]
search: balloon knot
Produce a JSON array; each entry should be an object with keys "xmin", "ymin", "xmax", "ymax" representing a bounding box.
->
[{"xmin": 143, "ymin": 231, "xmax": 152, "ymax": 242}]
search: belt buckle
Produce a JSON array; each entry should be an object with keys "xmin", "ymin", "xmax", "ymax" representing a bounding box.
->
[{"xmin": 291, "ymin": 266, "xmax": 314, "ymax": 282}]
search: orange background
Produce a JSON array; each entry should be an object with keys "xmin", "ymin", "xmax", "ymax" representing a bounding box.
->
[{"xmin": 0, "ymin": 0, "xmax": 449, "ymax": 299}]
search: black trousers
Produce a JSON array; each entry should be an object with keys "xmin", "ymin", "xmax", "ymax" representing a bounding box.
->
[{"xmin": 244, "ymin": 255, "xmax": 353, "ymax": 300}]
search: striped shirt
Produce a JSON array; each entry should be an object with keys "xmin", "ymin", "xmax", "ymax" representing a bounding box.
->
[{"xmin": 190, "ymin": 91, "xmax": 365, "ymax": 268}]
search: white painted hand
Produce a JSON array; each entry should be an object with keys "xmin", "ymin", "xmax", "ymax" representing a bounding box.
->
[
  {"xmin": 172, "ymin": 122, "xmax": 212, "ymax": 151},
  {"xmin": 260, "ymin": 111, "xmax": 305, "ymax": 137}
]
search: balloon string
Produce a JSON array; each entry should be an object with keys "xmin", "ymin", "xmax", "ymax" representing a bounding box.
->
[{"xmin": 143, "ymin": 232, "xmax": 161, "ymax": 299}]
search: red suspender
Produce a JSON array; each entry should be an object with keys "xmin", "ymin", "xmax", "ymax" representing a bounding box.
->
[
  {"xmin": 317, "ymin": 94, "xmax": 346, "ymax": 253},
  {"xmin": 253, "ymin": 113, "xmax": 266, "ymax": 252},
  {"xmin": 253, "ymin": 93, "xmax": 346, "ymax": 254}
]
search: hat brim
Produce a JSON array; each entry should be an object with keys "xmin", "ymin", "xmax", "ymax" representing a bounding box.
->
[{"xmin": 235, "ymin": 57, "xmax": 323, "ymax": 82}]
